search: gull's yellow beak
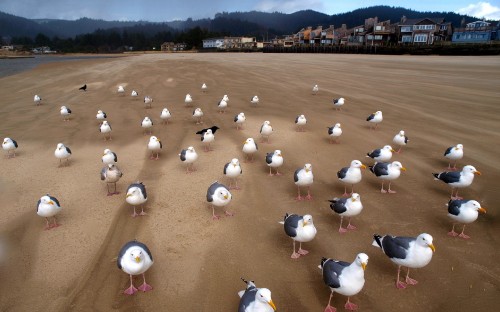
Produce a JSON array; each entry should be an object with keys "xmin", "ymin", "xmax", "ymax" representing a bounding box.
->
[
  {"xmin": 479, "ymin": 207, "xmax": 486, "ymax": 213},
  {"xmin": 126, "ymin": 193, "xmax": 132, "ymax": 198},
  {"xmin": 475, "ymin": 171, "xmax": 481, "ymax": 175},
  {"xmin": 224, "ymin": 194, "xmax": 228, "ymax": 200},
  {"xmin": 361, "ymin": 164, "xmax": 367, "ymax": 169},
  {"xmin": 278, "ymin": 154, "xmax": 282, "ymax": 157},
  {"xmin": 48, "ymin": 201, "xmax": 54, "ymax": 205},
  {"xmin": 428, "ymin": 244, "xmax": 436, "ymax": 252},
  {"xmin": 401, "ymin": 167, "xmax": 407, "ymax": 171},
  {"xmin": 268, "ymin": 300, "xmax": 277, "ymax": 311},
  {"xmin": 391, "ymin": 149, "xmax": 396, "ymax": 152},
  {"xmin": 361, "ymin": 262, "xmax": 367, "ymax": 270},
  {"xmin": 135, "ymin": 256, "xmax": 141, "ymax": 263}
]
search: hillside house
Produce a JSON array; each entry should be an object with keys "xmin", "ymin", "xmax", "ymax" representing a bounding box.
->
[
  {"xmin": 398, "ymin": 16, "xmax": 453, "ymax": 44},
  {"xmin": 452, "ymin": 20, "xmax": 499, "ymax": 43}
]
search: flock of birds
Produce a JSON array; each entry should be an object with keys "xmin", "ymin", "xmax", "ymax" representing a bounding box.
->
[{"xmin": 2, "ymin": 80, "xmax": 486, "ymax": 312}]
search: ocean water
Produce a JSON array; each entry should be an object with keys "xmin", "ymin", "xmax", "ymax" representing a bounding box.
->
[{"xmin": 0, "ymin": 55, "xmax": 118, "ymax": 78}]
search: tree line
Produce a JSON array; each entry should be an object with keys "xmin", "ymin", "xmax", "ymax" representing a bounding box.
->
[{"xmin": 9, "ymin": 26, "xmax": 227, "ymax": 53}]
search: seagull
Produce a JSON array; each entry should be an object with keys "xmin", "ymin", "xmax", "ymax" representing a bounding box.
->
[
  {"xmin": 197, "ymin": 126, "xmax": 219, "ymax": 152},
  {"xmin": 242, "ymin": 138, "xmax": 258, "ymax": 163},
  {"xmin": 217, "ymin": 99, "xmax": 228, "ymax": 113},
  {"xmin": 295, "ymin": 114, "xmax": 307, "ymax": 132},
  {"xmin": 117, "ymin": 85, "xmax": 125, "ymax": 94},
  {"xmin": 337, "ymin": 160, "xmax": 366, "ymax": 196},
  {"xmin": 280, "ymin": 213, "xmax": 317, "ymax": 259},
  {"xmin": 393, "ymin": 130, "xmax": 409, "ymax": 153},
  {"xmin": 101, "ymin": 163, "xmax": 123, "ymax": 196},
  {"xmin": 126, "ymin": 182, "xmax": 148, "ymax": 217},
  {"xmin": 234, "ymin": 112, "xmax": 246, "ymax": 130},
  {"xmin": 266, "ymin": 150, "xmax": 283, "ymax": 176},
  {"xmin": 160, "ymin": 108, "xmax": 171, "ymax": 124},
  {"xmin": 260, "ymin": 121, "xmax": 273, "ymax": 143},
  {"xmin": 60, "ymin": 106, "xmax": 72, "ymax": 121},
  {"xmin": 196, "ymin": 126, "xmax": 220, "ymax": 136},
  {"xmin": 327, "ymin": 123, "xmax": 342, "ymax": 144},
  {"xmin": 369, "ymin": 161, "xmax": 406, "ymax": 193},
  {"xmin": 2, "ymin": 138, "xmax": 18, "ymax": 158},
  {"xmin": 312, "ymin": 84, "xmax": 319, "ymax": 95},
  {"xmin": 147, "ymin": 136, "xmax": 162, "ymax": 160},
  {"xmin": 131, "ymin": 90, "xmax": 138, "ymax": 98},
  {"xmin": 102, "ymin": 149, "xmax": 117, "ymax": 165},
  {"xmin": 320, "ymin": 253, "xmax": 368, "ymax": 312},
  {"xmin": 447, "ymin": 199, "xmax": 486, "ymax": 239},
  {"xmin": 99, "ymin": 121, "xmax": 112, "ymax": 141},
  {"xmin": 294, "ymin": 163, "xmax": 314, "ymax": 200},
  {"xmin": 251, "ymin": 95, "xmax": 259, "ymax": 105},
  {"xmin": 444, "ymin": 144, "xmax": 464, "ymax": 170},
  {"xmin": 372, "ymin": 233, "xmax": 435, "ymax": 289},
  {"xmin": 366, "ymin": 111, "xmax": 383, "ymax": 130},
  {"xmin": 366, "ymin": 145, "xmax": 395, "ymax": 163},
  {"xmin": 55, "ymin": 143, "xmax": 72, "ymax": 166},
  {"xmin": 333, "ymin": 97, "xmax": 345, "ymax": 110},
  {"xmin": 141, "ymin": 117, "xmax": 153, "ymax": 135},
  {"xmin": 144, "ymin": 96, "xmax": 153, "ymax": 109},
  {"xmin": 184, "ymin": 94, "xmax": 193, "ymax": 106},
  {"xmin": 224, "ymin": 158, "xmax": 242, "ymax": 189},
  {"xmin": 179, "ymin": 146, "xmax": 198, "ymax": 173},
  {"xmin": 79, "ymin": 84, "xmax": 87, "ymax": 91},
  {"xmin": 238, "ymin": 278, "xmax": 276, "ymax": 312},
  {"xmin": 36, "ymin": 194, "xmax": 62, "ymax": 230},
  {"xmin": 117, "ymin": 240, "xmax": 154, "ymax": 295},
  {"xmin": 192, "ymin": 108, "xmax": 204, "ymax": 124},
  {"xmin": 328, "ymin": 193, "xmax": 363, "ymax": 233},
  {"xmin": 96, "ymin": 110, "xmax": 107, "ymax": 120},
  {"xmin": 433, "ymin": 165, "xmax": 480, "ymax": 199},
  {"xmin": 34, "ymin": 94, "xmax": 42, "ymax": 105},
  {"xmin": 206, "ymin": 181, "xmax": 233, "ymax": 220},
  {"xmin": 201, "ymin": 83, "xmax": 208, "ymax": 92}
]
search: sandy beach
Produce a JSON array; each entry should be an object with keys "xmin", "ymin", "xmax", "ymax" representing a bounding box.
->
[{"xmin": 0, "ymin": 52, "xmax": 498, "ymax": 311}]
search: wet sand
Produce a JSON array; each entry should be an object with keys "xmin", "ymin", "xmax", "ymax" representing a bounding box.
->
[{"xmin": 0, "ymin": 53, "xmax": 499, "ymax": 311}]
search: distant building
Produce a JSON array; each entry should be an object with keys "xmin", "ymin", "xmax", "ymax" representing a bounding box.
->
[
  {"xmin": 202, "ymin": 37, "xmax": 256, "ymax": 49},
  {"xmin": 452, "ymin": 20, "xmax": 499, "ymax": 43},
  {"xmin": 366, "ymin": 19, "xmax": 396, "ymax": 46},
  {"xmin": 398, "ymin": 16, "xmax": 453, "ymax": 44},
  {"xmin": 161, "ymin": 42, "xmax": 187, "ymax": 51}
]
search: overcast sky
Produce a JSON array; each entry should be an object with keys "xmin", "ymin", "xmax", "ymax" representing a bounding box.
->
[{"xmin": 1, "ymin": 0, "xmax": 499, "ymax": 21}]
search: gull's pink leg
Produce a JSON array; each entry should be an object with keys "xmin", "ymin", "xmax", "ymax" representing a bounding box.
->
[
  {"xmin": 381, "ymin": 182, "xmax": 387, "ymax": 193},
  {"xmin": 396, "ymin": 266, "xmax": 407, "ymax": 289},
  {"xmin": 50, "ymin": 217, "xmax": 60, "ymax": 229},
  {"xmin": 324, "ymin": 292, "xmax": 336, "ymax": 312},
  {"xmin": 297, "ymin": 242, "xmax": 309, "ymax": 255},
  {"xmin": 306, "ymin": 187, "xmax": 313, "ymax": 200},
  {"xmin": 113, "ymin": 183, "xmax": 120, "ymax": 195},
  {"xmin": 342, "ymin": 186, "xmax": 349, "ymax": 197},
  {"xmin": 269, "ymin": 167, "xmax": 274, "ymax": 176},
  {"xmin": 405, "ymin": 268, "xmax": 418, "ymax": 285},
  {"xmin": 338, "ymin": 216, "xmax": 347, "ymax": 233},
  {"xmin": 346, "ymin": 218, "xmax": 356, "ymax": 230},
  {"xmin": 295, "ymin": 186, "xmax": 303, "ymax": 201},
  {"xmin": 107, "ymin": 184, "xmax": 113, "ymax": 196},
  {"xmin": 275, "ymin": 169, "xmax": 282, "ymax": 176},
  {"xmin": 138, "ymin": 273, "xmax": 153, "ymax": 292},
  {"xmin": 344, "ymin": 297, "xmax": 358, "ymax": 311},
  {"xmin": 291, "ymin": 240, "xmax": 300, "ymax": 259},
  {"xmin": 139, "ymin": 206, "xmax": 147, "ymax": 216},
  {"xmin": 44, "ymin": 218, "xmax": 51, "ymax": 230},
  {"xmin": 225, "ymin": 210, "xmax": 234, "ymax": 217},
  {"xmin": 458, "ymin": 225, "xmax": 470, "ymax": 239},
  {"xmin": 124, "ymin": 275, "xmax": 138, "ymax": 295},
  {"xmin": 212, "ymin": 206, "xmax": 220, "ymax": 220},
  {"xmin": 448, "ymin": 224, "xmax": 458, "ymax": 236},
  {"xmin": 131, "ymin": 206, "xmax": 138, "ymax": 218},
  {"xmin": 387, "ymin": 182, "xmax": 397, "ymax": 194}
]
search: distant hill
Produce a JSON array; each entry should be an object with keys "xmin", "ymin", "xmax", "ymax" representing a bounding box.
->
[{"xmin": 1, "ymin": 5, "xmax": 478, "ymax": 40}]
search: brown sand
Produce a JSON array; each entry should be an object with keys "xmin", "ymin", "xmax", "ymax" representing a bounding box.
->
[{"xmin": 0, "ymin": 53, "xmax": 499, "ymax": 311}]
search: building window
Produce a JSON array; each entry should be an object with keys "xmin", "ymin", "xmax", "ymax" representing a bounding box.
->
[
  {"xmin": 402, "ymin": 35, "xmax": 412, "ymax": 42},
  {"xmin": 375, "ymin": 26, "xmax": 384, "ymax": 31},
  {"xmin": 401, "ymin": 26, "xmax": 412, "ymax": 32},
  {"xmin": 375, "ymin": 35, "xmax": 383, "ymax": 40},
  {"xmin": 414, "ymin": 34, "xmax": 428, "ymax": 42}
]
